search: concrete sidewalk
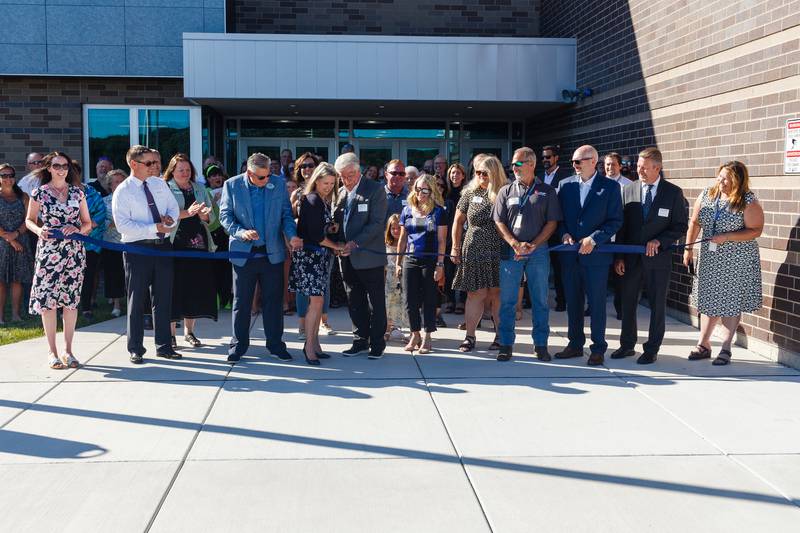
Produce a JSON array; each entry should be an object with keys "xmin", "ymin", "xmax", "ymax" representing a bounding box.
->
[{"xmin": 1, "ymin": 303, "xmax": 799, "ymax": 532}]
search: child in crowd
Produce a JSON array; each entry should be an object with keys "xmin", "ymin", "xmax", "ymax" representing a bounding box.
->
[{"xmin": 384, "ymin": 214, "xmax": 408, "ymax": 343}]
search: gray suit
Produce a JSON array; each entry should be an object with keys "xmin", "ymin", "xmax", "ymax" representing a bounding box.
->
[{"xmin": 333, "ymin": 178, "xmax": 388, "ymax": 353}]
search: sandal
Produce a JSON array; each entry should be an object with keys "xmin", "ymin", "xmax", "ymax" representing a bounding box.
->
[
  {"xmin": 488, "ymin": 336, "xmax": 501, "ymax": 351},
  {"xmin": 688, "ymin": 345, "xmax": 712, "ymax": 360},
  {"xmin": 404, "ymin": 335, "xmax": 422, "ymax": 352},
  {"xmin": 61, "ymin": 353, "xmax": 80, "ymax": 369},
  {"xmin": 712, "ymin": 349, "xmax": 732, "ymax": 366},
  {"xmin": 459, "ymin": 335, "xmax": 476, "ymax": 353},
  {"xmin": 48, "ymin": 353, "xmax": 65, "ymax": 370},
  {"xmin": 184, "ymin": 333, "xmax": 202, "ymax": 347}
]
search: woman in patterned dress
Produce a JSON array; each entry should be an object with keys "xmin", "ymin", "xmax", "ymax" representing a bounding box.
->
[
  {"xmin": 0, "ymin": 163, "xmax": 34, "ymax": 323},
  {"xmin": 450, "ymin": 154, "xmax": 506, "ymax": 352},
  {"xmin": 25, "ymin": 152, "xmax": 92, "ymax": 369},
  {"xmin": 683, "ymin": 161, "xmax": 764, "ymax": 365},
  {"xmin": 289, "ymin": 162, "xmax": 346, "ymax": 365}
]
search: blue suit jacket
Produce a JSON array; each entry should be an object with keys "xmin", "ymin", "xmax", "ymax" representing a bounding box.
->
[
  {"xmin": 218, "ymin": 173, "xmax": 297, "ymax": 267},
  {"xmin": 557, "ymin": 174, "xmax": 623, "ymax": 266}
]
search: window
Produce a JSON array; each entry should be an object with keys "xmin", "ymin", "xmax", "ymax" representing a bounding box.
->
[{"xmin": 83, "ymin": 105, "xmax": 201, "ymax": 181}]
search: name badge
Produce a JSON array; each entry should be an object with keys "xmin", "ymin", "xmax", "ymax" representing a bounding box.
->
[
  {"xmin": 513, "ymin": 215, "xmax": 523, "ymax": 230},
  {"xmin": 401, "ymin": 200, "xmax": 408, "ymax": 206},
  {"xmin": 471, "ymin": 196, "xmax": 483, "ymax": 204},
  {"xmin": 708, "ymin": 242, "xmax": 718, "ymax": 252},
  {"xmin": 508, "ymin": 197, "xmax": 520, "ymax": 207},
  {"xmin": 68, "ymin": 200, "xmax": 79, "ymax": 208},
  {"xmin": 414, "ymin": 217, "xmax": 427, "ymax": 228},
  {"xmin": 658, "ymin": 208, "xmax": 670, "ymax": 217},
  {"xmin": 358, "ymin": 203, "xmax": 368, "ymax": 213}
]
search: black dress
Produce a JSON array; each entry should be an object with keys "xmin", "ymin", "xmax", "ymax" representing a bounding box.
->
[
  {"xmin": 171, "ymin": 187, "xmax": 218, "ymax": 321},
  {"xmin": 289, "ymin": 193, "xmax": 333, "ymax": 297}
]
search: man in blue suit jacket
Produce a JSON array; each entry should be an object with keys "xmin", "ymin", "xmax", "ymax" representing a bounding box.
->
[
  {"xmin": 219, "ymin": 153, "xmax": 302, "ymax": 362},
  {"xmin": 555, "ymin": 145, "xmax": 623, "ymax": 365}
]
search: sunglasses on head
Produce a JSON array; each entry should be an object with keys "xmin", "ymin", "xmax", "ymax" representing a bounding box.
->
[
  {"xmin": 299, "ymin": 163, "xmax": 316, "ymax": 169},
  {"xmin": 415, "ymin": 187, "xmax": 432, "ymax": 194},
  {"xmin": 50, "ymin": 163, "xmax": 70, "ymax": 171},
  {"xmin": 136, "ymin": 159, "xmax": 159, "ymax": 167},
  {"xmin": 571, "ymin": 157, "xmax": 593, "ymax": 165}
]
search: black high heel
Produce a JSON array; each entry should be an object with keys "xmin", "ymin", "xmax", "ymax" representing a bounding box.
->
[
  {"xmin": 304, "ymin": 343, "xmax": 320, "ymax": 366},
  {"xmin": 316, "ymin": 351, "xmax": 331, "ymax": 359}
]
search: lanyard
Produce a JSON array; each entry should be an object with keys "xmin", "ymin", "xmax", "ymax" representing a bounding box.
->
[
  {"xmin": 518, "ymin": 181, "xmax": 538, "ymax": 208},
  {"xmin": 711, "ymin": 196, "xmax": 724, "ymax": 235}
]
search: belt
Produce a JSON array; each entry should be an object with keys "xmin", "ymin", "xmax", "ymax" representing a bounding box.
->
[
  {"xmin": 130, "ymin": 239, "xmax": 169, "ymax": 246},
  {"xmin": 251, "ymin": 245, "xmax": 267, "ymax": 252}
]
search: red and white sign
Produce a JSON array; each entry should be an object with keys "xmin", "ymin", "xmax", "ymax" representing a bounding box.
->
[{"xmin": 786, "ymin": 119, "xmax": 800, "ymax": 174}]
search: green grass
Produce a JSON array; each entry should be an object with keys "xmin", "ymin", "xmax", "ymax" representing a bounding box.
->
[{"xmin": 0, "ymin": 298, "xmax": 122, "ymax": 346}]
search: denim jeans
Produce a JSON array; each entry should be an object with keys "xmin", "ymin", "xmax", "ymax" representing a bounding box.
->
[
  {"xmin": 498, "ymin": 247, "xmax": 551, "ymax": 347},
  {"xmin": 296, "ymin": 255, "xmax": 333, "ymax": 318}
]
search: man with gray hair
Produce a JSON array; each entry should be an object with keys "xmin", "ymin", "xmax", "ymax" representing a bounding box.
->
[
  {"xmin": 18, "ymin": 152, "xmax": 45, "ymax": 195},
  {"xmin": 219, "ymin": 152, "xmax": 302, "ymax": 362},
  {"xmin": 333, "ymin": 152, "xmax": 389, "ymax": 358}
]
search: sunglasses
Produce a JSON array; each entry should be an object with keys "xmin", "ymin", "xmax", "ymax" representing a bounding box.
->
[
  {"xmin": 0, "ymin": 172, "xmax": 15, "ymax": 178},
  {"xmin": 299, "ymin": 163, "xmax": 316, "ymax": 169},
  {"xmin": 571, "ymin": 157, "xmax": 593, "ymax": 165},
  {"xmin": 29, "ymin": 160, "xmax": 43, "ymax": 166},
  {"xmin": 415, "ymin": 187, "xmax": 432, "ymax": 194},
  {"xmin": 50, "ymin": 163, "xmax": 70, "ymax": 171},
  {"xmin": 388, "ymin": 171, "xmax": 406, "ymax": 177},
  {"xmin": 474, "ymin": 170, "xmax": 489, "ymax": 177},
  {"xmin": 541, "ymin": 155, "xmax": 553, "ymax": 159},
  {"xmin": 512, "ymin": 161, "xmax": 529, "ymax": 167},
  {"xmin": 135, "ymin": 159, "xmax": 159, "ymax": 167}
]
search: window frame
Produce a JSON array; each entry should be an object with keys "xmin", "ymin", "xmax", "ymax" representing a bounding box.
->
[{"xmin": 82, "ymin": 104, "xmax": 202, "ymax": 180}]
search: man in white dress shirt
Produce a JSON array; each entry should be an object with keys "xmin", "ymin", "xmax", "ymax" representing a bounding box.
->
[
  {"xmin": 602, "ymin": 152, "xmax": 632, "ymax": 319},
  {"xmin": 17, "ymin": 152, "xmax": 45, "ymax": 195},
  {"xmin": 112, "ymin": 145, "xmax": 180, "ymax": 363}
]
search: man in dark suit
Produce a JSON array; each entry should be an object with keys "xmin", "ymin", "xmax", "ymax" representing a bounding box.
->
[
  {"xmin": 539, "ymin": 145, "xmax": 573, "ymax": 311},
  {"xmin": 554, "ymin": 145, "xmax": 623, "ymax": 366},
  {"xmin": 333, "ymin": 152, "xmax": 389, "ymax": 359},
  {"xmin": 612, "ymin": 147, "xmax": 688, "ymax": 364}
]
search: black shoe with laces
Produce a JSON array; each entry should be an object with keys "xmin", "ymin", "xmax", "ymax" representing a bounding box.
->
[{"xmin": 497, "ymin": 345, "xmax": 513, "ymax": 361}]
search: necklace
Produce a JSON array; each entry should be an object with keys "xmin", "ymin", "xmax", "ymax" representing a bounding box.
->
[{"xmin": 50, "ymin": 182, "xmax": 69, "ymax": 201}]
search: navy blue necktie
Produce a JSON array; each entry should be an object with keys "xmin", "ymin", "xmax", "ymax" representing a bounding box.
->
[
  {"xmin": 142, "ymin": 181, "xmax": 164, "ymax": 238},
  {"xmin": 642, "ymin": 184, "xmax": 653, "ymax": 219}
]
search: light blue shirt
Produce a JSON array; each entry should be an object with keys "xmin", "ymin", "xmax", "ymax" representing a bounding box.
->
[
  {"xmin": 246, "ymin": 177, "xmax": 266, "ymax": 246},
  {"xmin": 578, "ymin": 172, "xmax": 597, "ymax": 207}
]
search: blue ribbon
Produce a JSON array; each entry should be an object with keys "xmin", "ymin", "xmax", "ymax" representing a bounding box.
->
[{"xmin": 51, "ymin": 230, "xmax": 706, "ymax": 262}]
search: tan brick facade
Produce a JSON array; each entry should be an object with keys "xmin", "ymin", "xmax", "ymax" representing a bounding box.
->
[{"xmin": 535, "ymin": 0, "xmax": 800, "ymax": 363}]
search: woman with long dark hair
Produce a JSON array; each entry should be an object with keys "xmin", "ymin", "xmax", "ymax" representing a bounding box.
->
[
  {"xmin": 25, "ymin": 152, "xmax": 92, "ymax": 369},
  {"xmin": 0, "ymin": 163, "xmax": 35, "ymax": 323}
]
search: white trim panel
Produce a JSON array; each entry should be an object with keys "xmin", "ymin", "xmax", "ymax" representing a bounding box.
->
[{"xmin": 183, "ymin": 33, "xmax": 576, "ymax": 102}]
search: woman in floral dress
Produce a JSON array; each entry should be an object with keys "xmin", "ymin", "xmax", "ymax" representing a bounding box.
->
[{"xmin": 25, "ymin": 152, "xmax": 92, "ymax": 369}]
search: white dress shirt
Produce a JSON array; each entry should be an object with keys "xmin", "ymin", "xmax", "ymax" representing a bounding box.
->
[
  {"xmin": 112, "ymin": 175, "xmax": 179, "ymax": 243},
  {"xmin": 607, "ymin": 174, "xmax": 633, "ymax": 198},
  {"xmin": 18, "ymin": 172, "xmax": 40, "ymax": 195},
  {"xmin": 578, "ymin": 173, "xmax": 597, "ymax": 207},
  {"xmin": 543, "ymin": 166, "xmax": 560, "ymax": 186},
  {"xmin": 642, "ymin": 177, "xmax": 661, "ymax": 200}
]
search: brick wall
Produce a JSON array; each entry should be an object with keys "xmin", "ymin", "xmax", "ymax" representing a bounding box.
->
[
  {"xmin": 0, "ymin": 77, "xmax": 187, "ymax": 170},
  {"xmin": 232, "ymin": 0, "xmax": 540, "ymax": 36},
  {"xmin": 533, "ymin": 0, "xmax": 800, "ymax": 357}
]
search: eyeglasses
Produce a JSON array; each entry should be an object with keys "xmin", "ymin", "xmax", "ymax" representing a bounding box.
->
[
  {"xmin": 388, "ymin": 171, "xmax": 406, "ymax": 177},
  {"xmin": 135, "ymin": 160, "xmax": 159, "ymax": 167},
  {"xmin": 415, "ymin": 187, "xmax": 432, "ymax": 194},
  {"xmin": 0, "ymin": 172, "xmax": 15, "ymax": 178},
  {"xmin": 28, "ymin": 160, "xmax": 43, "ymax": 166},
  {"xmin": 299, "ymin": 163, "xmax": 316, "ymax": 169},
  {"xmin": 571, "ymin": 157, "xmax": 593, "ymax": 165},
  {"xmin": 474, "ymin": 170, "xmax": 489, "ymax": 177},
  {"xmin": 50, "ymin": 163, "xmax": 70, "ymax": 171}
]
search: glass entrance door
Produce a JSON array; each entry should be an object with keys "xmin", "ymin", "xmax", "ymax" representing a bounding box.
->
[
  {"xmin": 401, "ymin": 141, "xmax": 446, "ymax": 171},
  {"xmin": 355, "ymin": 140, "xmax": 395, "ymax": 171},
  {"xmin": 239, "ymin": 139, "xmax": 281, "ymax": 167},
  {"xmin": 461, "ymin": 141, "xmax": 508, "ymax": 166},
  {"xmin": 239, "ymin": 139, "xmax": 336, "ymax": 169}
]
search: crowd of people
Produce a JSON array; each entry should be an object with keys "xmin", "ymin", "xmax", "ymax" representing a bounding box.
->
[{"xmin": 0, "ymin": 143, "xmax": 764, "ymax": 369}]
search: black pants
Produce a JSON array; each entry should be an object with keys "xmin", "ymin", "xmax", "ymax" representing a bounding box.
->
[
  {"xmin": 619, "ymin": 259, "xmax": 669, "ymax": 354},
  {"xmin": 79, "ymin": 250, "xmax": 101, "ymax": 312},
  {"xmin": 403, "ymin": 256, "xmax": 438, "ymax": 333},
  {"xmin": 124, "ymin": 243, "xmax": 173, "ymax": 355},
  {"xmin": 230, "ymin": 257, "xmax": 286, "ymax": 357},
  {"xmin": 211, "ymin": 227, "xmax": 233, "ymax": 308},
  {"xmin": 340, "ymin": 258, "xmax": 386, "ymax": 353},
  {"xmin": 550, "ymin": 251, "xmax": 565, "ymax": 306},
  {"xmin": 101, "ymin": 248, "xmax": 126, "ymax": 299}
]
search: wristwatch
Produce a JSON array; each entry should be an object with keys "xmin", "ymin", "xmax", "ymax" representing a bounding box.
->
[{"xmin": 436, "ymin": 262, "xmax": 445, "ymax": 267}]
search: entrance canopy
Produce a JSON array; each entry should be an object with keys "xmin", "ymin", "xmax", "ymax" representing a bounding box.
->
[{"xmin": 182, "ymin": 33, "xmax": 576, "ymax": 118}]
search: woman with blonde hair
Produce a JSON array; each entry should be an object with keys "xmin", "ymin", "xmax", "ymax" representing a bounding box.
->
[
  {"xmin": 395, "ymin": 173, "xmax": 448, "ymax": 353},
  {"xmin": 683, "ymin": 160, "xmax": 763, "ymax": 365},
  {"xmin": 290, "ymin": 162, "xmax": 346, "ymax": 365},
  {"xmin": 450, "ymin": 154, "xmax": 505, "ymax": 352}
]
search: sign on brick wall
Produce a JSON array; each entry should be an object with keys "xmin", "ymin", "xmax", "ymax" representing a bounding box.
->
[{"xmin": 786, "ymin": 119, "xmax": 800, "ymax": 174}]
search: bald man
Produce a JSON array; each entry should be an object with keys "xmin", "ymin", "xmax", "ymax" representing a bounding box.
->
[{"xmin": 554, "ymin": 145, "xmax": 623, "ymax": 366}]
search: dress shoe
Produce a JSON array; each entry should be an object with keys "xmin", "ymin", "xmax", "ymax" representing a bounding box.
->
[
  {"xmin": 436, "ymin": 315, "xmax": 447, "ymax": 328},
  {"xmin": 554, "ymin": 303, "xmax": 566, "ymax": 312},
  {"xmin": 554, "ymin": 346, "xmax": 583, "ymax": 359},
  {"xmin": 587, "ymin": 352, "xmax": 605, "ymax": 366},
  {"xmin": 156, "ymin": 350, "xmax": 182, "ymax": 360},
  {"xmin": 496, "ymin": 345, "xmax": 512, "ymax": 361},
  {"xmin": 342, "ymin": 343, "xmax": 369, "ymax": 357},
  {"xmin": 227, "ymin": 353, "xmax": 241, "ymax": 363},
  {"xmin": 129, "ymin": 353, "xmax": 144, "ymax": 364},
  {"xmin": 636, "ymin": 352, "xmax": 658, "ymax": 365},
  {"xmin": 610, "ymin": 347, "xmax": 636, "ymax": 359},
  {"xmin": 367, "ymin": 349, "xmax": 384, "ymax": 360},
  {"xmin": 303, "ymin": 343, "xmax": 320, "ymax": 366},
  {"xmin": 270, "ymin": 350, "xmax": 293, "ymax": 361},
  {"xmin": 316, "ymin": 351, "xmax": 331, "ymax": 359},
  {"xmin": 534, "ymin": 346, "xmax": 551, "ymax": 361}
]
